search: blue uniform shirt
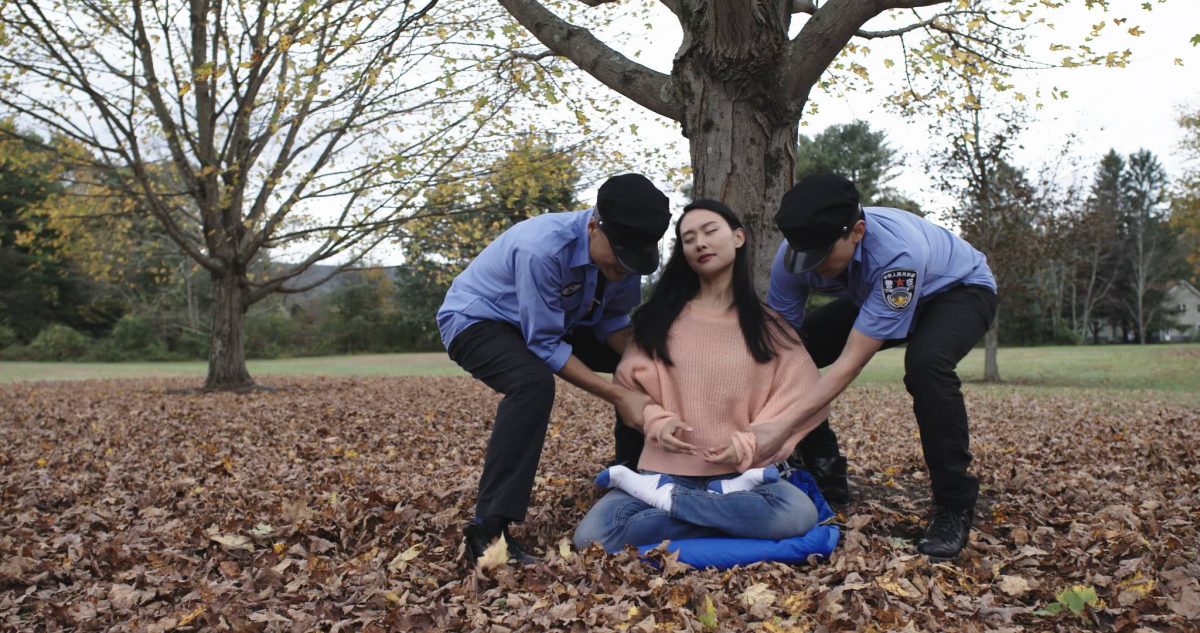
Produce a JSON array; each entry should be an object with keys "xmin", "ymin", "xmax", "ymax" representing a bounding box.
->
[
  {"xmin": 437, "ymin": 209, "xmax": 641, "ymax": 372},
  {"xmin": 767, "ymin": 207, "xmax": 996, "ymax": 341}
]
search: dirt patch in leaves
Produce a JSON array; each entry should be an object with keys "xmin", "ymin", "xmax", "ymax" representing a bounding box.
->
[{"xmin": 1, "ymin": 377, "xmax": 1198, "ymax": 631}]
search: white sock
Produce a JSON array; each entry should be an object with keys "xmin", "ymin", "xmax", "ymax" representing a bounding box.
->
[
  {"xmin": 595, "ymin": 465, "xmax": 675, "ymax": 512},
  {"xmin": 706, "ymin": 466, "xmax": 780, "ymax": 494}
]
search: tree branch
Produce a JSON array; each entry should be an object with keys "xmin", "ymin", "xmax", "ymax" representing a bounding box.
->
[
  {"xmin": 853, "ymin": 10, "xmax": 982, "ymax": 39},
  {"xmin": 791, "ymin": 0, "xmax": 816, "ymax": 14},
  {"xmin": 785, "ymin": 0, "xmax": 950, "ymax": 109},
  {"xmin": 881, "ymin": 0, "xmax": 951, "ymax": 8},
  {"xmin": 496, "ymin": 0, "xmax": 681, "ymax": 122}
]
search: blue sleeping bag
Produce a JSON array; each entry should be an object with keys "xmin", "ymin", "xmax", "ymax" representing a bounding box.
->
[{"xmin": 636, "ymin": 468, "xmax": 841, "ymax": 569}]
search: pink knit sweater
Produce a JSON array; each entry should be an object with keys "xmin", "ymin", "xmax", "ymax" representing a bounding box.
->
[{"xmin": 615, "ymin": 303, "xmax": 829, "ymax": 476}]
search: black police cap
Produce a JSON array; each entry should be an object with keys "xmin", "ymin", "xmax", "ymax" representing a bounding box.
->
[
  {"xmin": 595, "ymin": 173, "xmax": 671, "ymax": 274},
  {"xmin": 774, "ymin": 173, "xmax": 862, "ymax": 273}
]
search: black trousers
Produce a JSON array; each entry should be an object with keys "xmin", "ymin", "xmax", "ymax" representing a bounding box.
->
[
  {"xmin": 447, "ymin": 320, "xmax": 643, "ymax": 523},
  {"xmin": 795, "ymin": 285, "xmax": 998, "ymax": 510}
]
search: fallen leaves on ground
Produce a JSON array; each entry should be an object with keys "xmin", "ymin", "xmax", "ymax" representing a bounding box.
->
[{"xmin": 0, "ymin": 377, "xmax": 1197, "ymax": 631}]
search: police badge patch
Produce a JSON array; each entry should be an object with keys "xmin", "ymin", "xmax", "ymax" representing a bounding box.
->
[
  {"xmin": 561, "ymin": 282, "xmax": 582, "ymax": 297},
  {"xmin": 881, "ymin": 269, "xmax": 917, "ymax": 310}
]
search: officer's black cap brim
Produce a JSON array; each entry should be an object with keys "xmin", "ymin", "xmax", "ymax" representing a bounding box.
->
[
  {"xmin": 611, "ymin": 243, "xmax": 659, "ymax": 275},
  {"xmin": 785, "ymin": 243, "xmax": 834, "ymax": 274}
]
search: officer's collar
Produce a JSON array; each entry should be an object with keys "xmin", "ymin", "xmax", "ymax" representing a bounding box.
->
[
  {"xmin": 569, "ymin": 208, "xmax": 595, "ymax": 269},
  {"xmin": 850, "ymin": 212, "xmax": 869, "ymax": 267}
]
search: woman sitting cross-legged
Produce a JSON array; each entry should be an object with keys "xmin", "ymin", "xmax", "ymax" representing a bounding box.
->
[{"xmin": 573, "ymin": 200, "xmax": 831, "ymax": 553}]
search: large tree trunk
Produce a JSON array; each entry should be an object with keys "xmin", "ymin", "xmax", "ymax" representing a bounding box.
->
[
  {"xmin": 984, "ymin": 306, "xmax": 1001, "ymax": 382},
  {"xmin": 206, "ymin": 271, "xmax": 252, "ymax": 390},
  {"xmin": 1136, "ymin": 300, "xmax": 1146, "ymax": 343},
  {"xmin": 685, "ymin": 89, "xmax": 797, "ymax": 287},
  {"xmin": 675, "ymin": 1, "xmax": 795, "ymax": 289}
]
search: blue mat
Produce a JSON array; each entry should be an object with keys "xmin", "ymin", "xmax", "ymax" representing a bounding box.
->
[{"xmin": 636, "ymin": 469, "xmax": 841, "ymax": 569}]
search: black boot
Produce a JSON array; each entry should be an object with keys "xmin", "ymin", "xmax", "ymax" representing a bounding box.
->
[
  {"xmin": 611, "ymin": 422, "xmax": 645, "ymax": 468},
  {"xmin": 464, "ymin": 519, "xmax": 541, "ymax": 565},
  {"xmin": 808, "ymin": 456, "xmax": 850, "ymax": 505},
  {"xmin": 789, "ymin": 435, "xmax": 851, "ymax": 506},
  {"xmin": 788, "ymin": 447, "xmax": 850, "ymax": 506},
  {"xmin": 916, "ymin": 505, "xmax": 973, "ymax": 560}
]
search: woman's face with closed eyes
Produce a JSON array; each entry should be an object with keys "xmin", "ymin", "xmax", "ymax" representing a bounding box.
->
[{"xmin": 678, "ymin": 209, "xmax": 744, "ymax": 278}]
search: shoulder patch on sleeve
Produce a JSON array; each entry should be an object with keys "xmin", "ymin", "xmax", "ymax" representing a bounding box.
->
[{"xmin": 880, "ymin": 269, "xmax": 917, "ymax": 310}]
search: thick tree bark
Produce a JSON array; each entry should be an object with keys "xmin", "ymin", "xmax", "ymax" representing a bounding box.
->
[
  {"xmin": 684, "ymin": 89, "xmax": 797, "ymax": 285},
  {"xmin": 206, "ymin": 271, "xmax": 252, "ymax": 390},
  {"xmin": 675, "ymin": 0, "xmax": 796, "ymax": 287}
]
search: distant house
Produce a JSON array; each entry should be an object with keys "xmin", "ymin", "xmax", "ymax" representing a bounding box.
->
[
  {"xmin": 1088, "ymin": 279, "xmax": 1200, "ymax": 343},
  {"xmin": 1161, "ymin": 280, "xmax": 1200, "ymax": 342}
]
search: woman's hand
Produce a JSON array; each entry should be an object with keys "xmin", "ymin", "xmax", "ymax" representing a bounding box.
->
[
  {"xmin": 653, "ymin": 417, "xmax": 699, "ymax": 455},
  {"xmin": 703, "ymin": 432, "xmax": 756, "ymax": 472}
]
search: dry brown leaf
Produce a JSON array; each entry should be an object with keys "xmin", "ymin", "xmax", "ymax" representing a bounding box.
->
[
  {"xmin": 877, "ymin": 575, "xmax": 922, "ymax": 599},
  {"xmin": 1168, "ymin": 584, "xmax": 1200, "ymax": 619},
  {"xmin": 109, "ymin": 584, "xmax": 140, "ymax": 610},
  {"xmin": 996, "ymin": 574, "xmax": 1032, "ymax": 596},
  {"xmin": 633, "ymin": 614, "xmax": 656, "ymax": 632},
  {"xmin": 208, "ymin": 532, "xmax": 253, "ymax": 551},
  {"xmin": 388, "ymin": 543, "xmax": 423, "ymax": 573},
  {"xmin": 844, "ymin": 514, "xmax": 872, "ymax": 530},
  {"xmin": 177, "ymin": 606, "xmax": 205, "ymax": 627},
  {"xmin": 741, "ymin": 582, "xmax": 778, "ymax": 618},
  {"xmin": 2, "ymin": 376, "xmax": 1197, "ymax": 631},
  {"xmin": 476, "ymin": 532, "xmax": 509, "ymax": 571}
]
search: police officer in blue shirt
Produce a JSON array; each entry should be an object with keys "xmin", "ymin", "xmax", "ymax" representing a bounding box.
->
[
  {"xmin": 438, "ymin": 173, "xmax": 671, "ymax": 565},
  {"xmin": 755, "ymin": 173, "xmax": 998, "ymax": 560}
]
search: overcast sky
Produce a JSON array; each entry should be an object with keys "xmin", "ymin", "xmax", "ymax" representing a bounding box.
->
[
  {"xmin": 334, "ymin": 2, "xmax": 1200, "ymax": 263},
  {"xmin": 592, "ymin": 1, "xmax": 1200, "ymax": 217}
]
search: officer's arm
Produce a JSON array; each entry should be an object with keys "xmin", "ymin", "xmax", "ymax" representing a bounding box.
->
[
  {"xmin": 751, "ymin": 328, "xmax": 882, "ymax": 461},
  {"xmin": 604, "ymin": 327, "xmax": 634, "ymax": 355},
  {"xmin": 594, "ymin": 275, "xmax": 640, "ymax": 350},
  {"xmin": 513, "ymin": 249, "xmax": 574, "ymax": 371},
  {"xmin": 557, "ymin": 356, "xmax": 651, "ymax": 430},
  {"xmin": 767, "ymin": 243, "xmax": 809, "ymax": 330},
  {"xmin": 813, "ymin": 328, "xmax": 884, "ymax": 410}
]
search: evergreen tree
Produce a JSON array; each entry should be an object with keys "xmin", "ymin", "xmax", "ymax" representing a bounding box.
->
[
  {"xmin": 1080, "ymin": 150, "xmax": 1128, "ymax": 342},
  {"xmin": 1119, "ymin": 149, "xmax": 1185, "ymax": 343},
  {"xmin": 795, "ymin": 121, "xmax": 922, "ymax": 215}
]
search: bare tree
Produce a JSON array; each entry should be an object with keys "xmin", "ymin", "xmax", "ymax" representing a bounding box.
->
[
  {"xmin": 1120, "ymin": 149, "xmax": 1180, "ymax": 343},
  {"xmin": 0, "ymin": 0, "xmax": 519, "ymax": 388},
  {"xmin": 1067, "ymin": 152, "xmax": 1125, "ymax": 343}
]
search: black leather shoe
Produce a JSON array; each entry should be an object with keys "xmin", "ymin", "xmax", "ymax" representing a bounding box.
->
[
  {"xmin": 805, "ymin": 455, "xmax": 850, "ymax": 505},
  {"xmin": 501, "ymin": 528, "xmax": 540, "ymax": 565},
  {"xmin": 917, "ymin": 505, "xmax": 973, "ymax": 560},
  {"xmin": 464, "ymin": 521, "xmax": 541, "ymax": 565}
]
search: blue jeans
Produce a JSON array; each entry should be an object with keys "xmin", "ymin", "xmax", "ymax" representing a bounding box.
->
[{"xmin": 573, "ymin": 472, "xmax": 819, "ymax": 552}]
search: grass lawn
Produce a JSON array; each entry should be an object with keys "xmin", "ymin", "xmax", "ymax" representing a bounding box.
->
[
  {"xmin": 2, "ymin": 343, "xmax": 1197, "ymax": 403},
  {"xmin": 859, "ymin": 342, "xmax": 1200, "ymax": 391},
  {"xmin": 0, "ymin": 352, "xmax": 463, "ymax": 383}
]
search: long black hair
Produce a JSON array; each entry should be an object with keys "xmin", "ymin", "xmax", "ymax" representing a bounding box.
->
[{"xmin": 631, "ymin": 199, "xmax": 797, "ymax": 365}]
